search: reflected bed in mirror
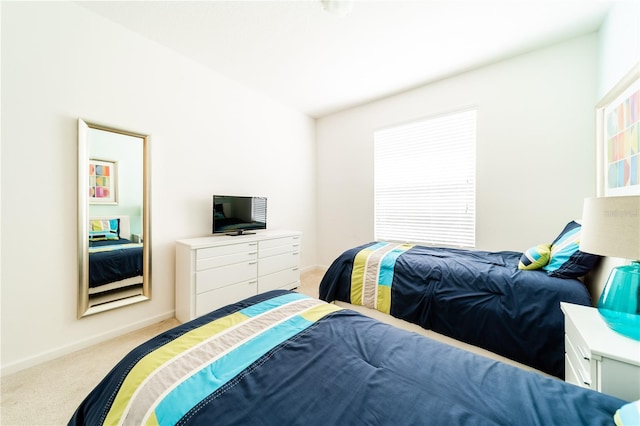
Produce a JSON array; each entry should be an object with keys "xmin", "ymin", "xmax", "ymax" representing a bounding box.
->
[
  {"xmin": 78, "ymin": 119, "xmax": 151, "ymax": 318},
  {"xmin": 88, "ymin": 215, "xmax": 143, "ymax": 303}
]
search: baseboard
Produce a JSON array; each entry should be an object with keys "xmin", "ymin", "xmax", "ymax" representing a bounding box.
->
[{"xmin": 0, "ymin": 310, "xmax": 175, "ymax": 377}]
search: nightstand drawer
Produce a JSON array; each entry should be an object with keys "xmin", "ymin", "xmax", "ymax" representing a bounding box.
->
[
  {"xmin": 565, "ymin": 335, "xmax": 592, "ymax": 388},
  {"xmin": 565, "ymin": 351, "xmax": 586, "ymax": 390},
  {"xmin": 564, "ymin": 311, "xmax": 593, "ymax": 362}
]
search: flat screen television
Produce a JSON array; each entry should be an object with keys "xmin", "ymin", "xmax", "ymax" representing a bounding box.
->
[{"xmin": 212, "ymin": 195, "xmax": 267, "ymax": 235}]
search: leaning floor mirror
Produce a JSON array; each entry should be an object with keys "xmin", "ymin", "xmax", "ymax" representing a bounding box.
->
[{"xmin": 78, "ymin": 119, "xmax": 151, "ymax": 318}]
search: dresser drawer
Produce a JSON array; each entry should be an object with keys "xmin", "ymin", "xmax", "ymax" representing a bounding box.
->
[
  {"xmin": 259, "ymin": 235, "xmax": 300, "ymax": 251},
  {"xmin": 196, "ymin": 242, "xmax": 258, "ymax": 261},
  {"xmin": 196, "ymin": 281, "xmax": 257, "ymax": 317},
  {"xmin": 197, "ymin": 250, "xmax": 257, "ymax": 271},
  {"xmin": 260, "ymin": 243, "xmax": 300, "ymax": 258},
  {"xmin": 259, "ymin": 251, "xmax": 300, "ymax": 276},
  {"xmin": 196, "ymin": 261, "xmax": 257, "ymax": 293},
  {"xmin": 258, "ymin": 267, "xmax": 300, "ymax": 293}
]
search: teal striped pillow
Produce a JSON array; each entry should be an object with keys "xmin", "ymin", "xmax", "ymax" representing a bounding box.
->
[{"xmin": 542, "ymin": 221, "xmax": 601, "ymax": 279}]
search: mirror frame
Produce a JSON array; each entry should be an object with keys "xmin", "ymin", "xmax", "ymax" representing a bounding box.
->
[{"xmin": 78, "ymin": 118, "xmax": 151, "ymax": 318}]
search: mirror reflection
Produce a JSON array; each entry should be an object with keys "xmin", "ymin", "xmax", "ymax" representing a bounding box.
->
[{"xmin": 78, "ymin": 119, "xmax": 150, "ymax": 317}]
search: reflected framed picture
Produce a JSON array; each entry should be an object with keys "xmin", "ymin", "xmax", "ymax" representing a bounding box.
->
[
  {"xmin": 89, "ymin": 158, "xmax": 118, "ymax": 204},
  {"xmin": 596, "ymin": 63, "xmax": 640, "ymax": 196}
]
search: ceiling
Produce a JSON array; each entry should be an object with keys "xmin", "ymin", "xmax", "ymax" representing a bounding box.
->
[{"xmin": 79, "ymin": 1, "xmax": 615, "ymax": 118}]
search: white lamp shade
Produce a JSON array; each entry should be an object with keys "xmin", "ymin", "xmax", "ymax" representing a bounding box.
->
[{"xmin": 580, "ymin": 196, "xmax": 640, "ymax": 260}]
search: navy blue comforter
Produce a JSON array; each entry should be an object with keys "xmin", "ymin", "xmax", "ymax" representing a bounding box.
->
[
  {"xmin": 88, "ymin": 239, "xmax": 143, "ymax": 287},
  {"xmin": 70, "ymin": 290, "xmax": 624, "ymax": 426},
  {"xmin": 319, "ymin": 242, "xmax": 593, "ymax": 378}
]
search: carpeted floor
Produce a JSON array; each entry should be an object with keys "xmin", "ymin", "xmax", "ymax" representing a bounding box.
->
[{"xmin": 0, "ymin": 270, "xmax": 324, "ymax": 426}]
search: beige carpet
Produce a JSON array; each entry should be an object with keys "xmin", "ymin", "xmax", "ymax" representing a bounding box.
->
[
  {"xmin": 0, "ymin": 270, "xmax": 324, "ymax": 426},
  {"xmin": 0, "ymin": 318, "xmax": 181, "ymax": 426}
]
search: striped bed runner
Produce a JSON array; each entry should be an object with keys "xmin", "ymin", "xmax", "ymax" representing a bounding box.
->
[
  {"xmin": 103, "ymin": 293, "xmax": 341, "ymax": 426},
  {"xmin": 350, "ymin": 242, "xmax": 414, "ymax": 314},
  {"xmin": 89, "ymin": 243, "xmax": 142, "ymax": 253}
]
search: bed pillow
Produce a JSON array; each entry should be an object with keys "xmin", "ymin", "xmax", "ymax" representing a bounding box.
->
[
  {"xmin": 89, "ymin": 219, "xmax": 120, "ymax": 241},
  {"xmin": 542, "ymin": 221, "xmax": 601, "ymax": 279},
  {"xmin": 518, "ymin": 244, "xmax": 551, "ymax": 270}
]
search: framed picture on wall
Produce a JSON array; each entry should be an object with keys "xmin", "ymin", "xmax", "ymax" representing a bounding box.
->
[
  {"xmin": 595, "ymin": 62, "xmax": 640, "ymax": 196},
  {"xmin": 89, "ymin": 158, "xmax": 118, "ymax": 204}
]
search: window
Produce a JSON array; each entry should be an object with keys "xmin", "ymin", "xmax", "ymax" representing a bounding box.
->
[{"xmin": 374, "ymin": 108, "xmax": 476, "ymax": 247}]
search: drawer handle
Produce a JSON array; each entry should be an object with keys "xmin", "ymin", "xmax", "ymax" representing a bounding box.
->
[
  {"xmin": 292, "ymin": 252, "xmax": 299, "ymax": 255},
  {"xmin": 249, "ymin": 280, "xmax": 257, "ymax": 284},
  {"xmin": 292, "ymin": 267, "xmax": 299, "ymax": 271},
  {"xmin": 576, "ymin": 346, "xmax": 590, "ymax": 361},
  {"xmin": 248, "ymin": 261, "xmax": 257, "ymax": 265},
  {"xmin": 248, "ymin": 252, "xmax": 257, "ymax": 255},
  {"xmin": 292, "ymin": 236, "xmax": 300, "ymax": 240},
  {"xmin": 576, "ymin": 367, "xmax": 591, "ymax": 387},
  {"xmin": 248, "ymin": 243, "xmax": 258, "ymax": 246},
  {"xmin": 292, "ymin": 244, "xmax": 300, "ymax": 248}
]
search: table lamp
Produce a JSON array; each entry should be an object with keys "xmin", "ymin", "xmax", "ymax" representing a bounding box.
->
[{"xmin": 579, "ymin": 196, "xmax": 640, "ymax": 340}]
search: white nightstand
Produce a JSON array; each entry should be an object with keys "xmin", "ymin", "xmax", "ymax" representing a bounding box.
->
[{"xmin": 561, "ymin": 302, "xmax": 640, "ymax": 401}]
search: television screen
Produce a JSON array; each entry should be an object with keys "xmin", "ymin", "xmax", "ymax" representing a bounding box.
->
[{"xmin": 213, "ymin": 195, "xmax": 267, "ymax": 235}]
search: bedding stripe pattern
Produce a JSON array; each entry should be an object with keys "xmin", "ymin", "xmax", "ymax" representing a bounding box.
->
[
  {"xmin": 518, "ymin": 244, "xmax": 551, "ymax": 270},
  {"xmin": 320, "ymin": 242, "xmax": 595, "ymax": 378},
  {"xmin": 543, "ymin": 226, "xmax": 581, "ymax": 273},
  {"xmin": 350, "ymin": 242, "xmax": 414, "ymax": 313},
  {"xmin": 103, "ymin": 292, "xmax": 341, "ymax": 426},
  {"xmin": 71, "ymin": 290, "xmax": 627, "ymax": 426},
  {"xmin": 88, "ymin": 243, "xmax": 142, "ymax": 253}
]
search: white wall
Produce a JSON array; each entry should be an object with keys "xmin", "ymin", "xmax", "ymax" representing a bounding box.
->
[
  {"xmin": 0, "ymin": 2, "xmax": 316, "ymax": 375},
  {"xmin": 316, "ymin": 34, "xmax": 599, "ymax": 267},
  {"xmin": 597, "ymin": 1, "xmax": 640, "ymax": 99},
  {"xmin": 90, "ymin": 131, "xmax": 144, "ymax": 235},
  {"xmin": 587, "ymin": 1, "xmax": 640, "ymax": 301}
]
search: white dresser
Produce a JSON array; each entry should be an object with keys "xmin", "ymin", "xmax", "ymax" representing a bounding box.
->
[
  {"xmin": 175, "ymin": 230, "xmax": 301, "ymax": 323},
  {"xmin": 561, "ymin": 302, "xmax": 640, "ymax": 401}
]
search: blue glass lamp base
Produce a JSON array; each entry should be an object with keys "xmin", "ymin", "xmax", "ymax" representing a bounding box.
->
[{"xmin": 597, "ymin": 262, "xmax": 640, "ymax": 341}]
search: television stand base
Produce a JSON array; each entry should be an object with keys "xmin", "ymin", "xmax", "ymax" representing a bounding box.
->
[{"xmin": 226, "ymin": 230, "xmax": 256, "ymax": 236}]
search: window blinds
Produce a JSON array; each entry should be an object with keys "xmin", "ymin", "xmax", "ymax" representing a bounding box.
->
[
  {"xmin": 374, "ymin": 108, "xmax": 476, "ymax": 247},
  {"xmin": 252, "ymin": 197, "xmax": 267, "ymax": 222}
]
